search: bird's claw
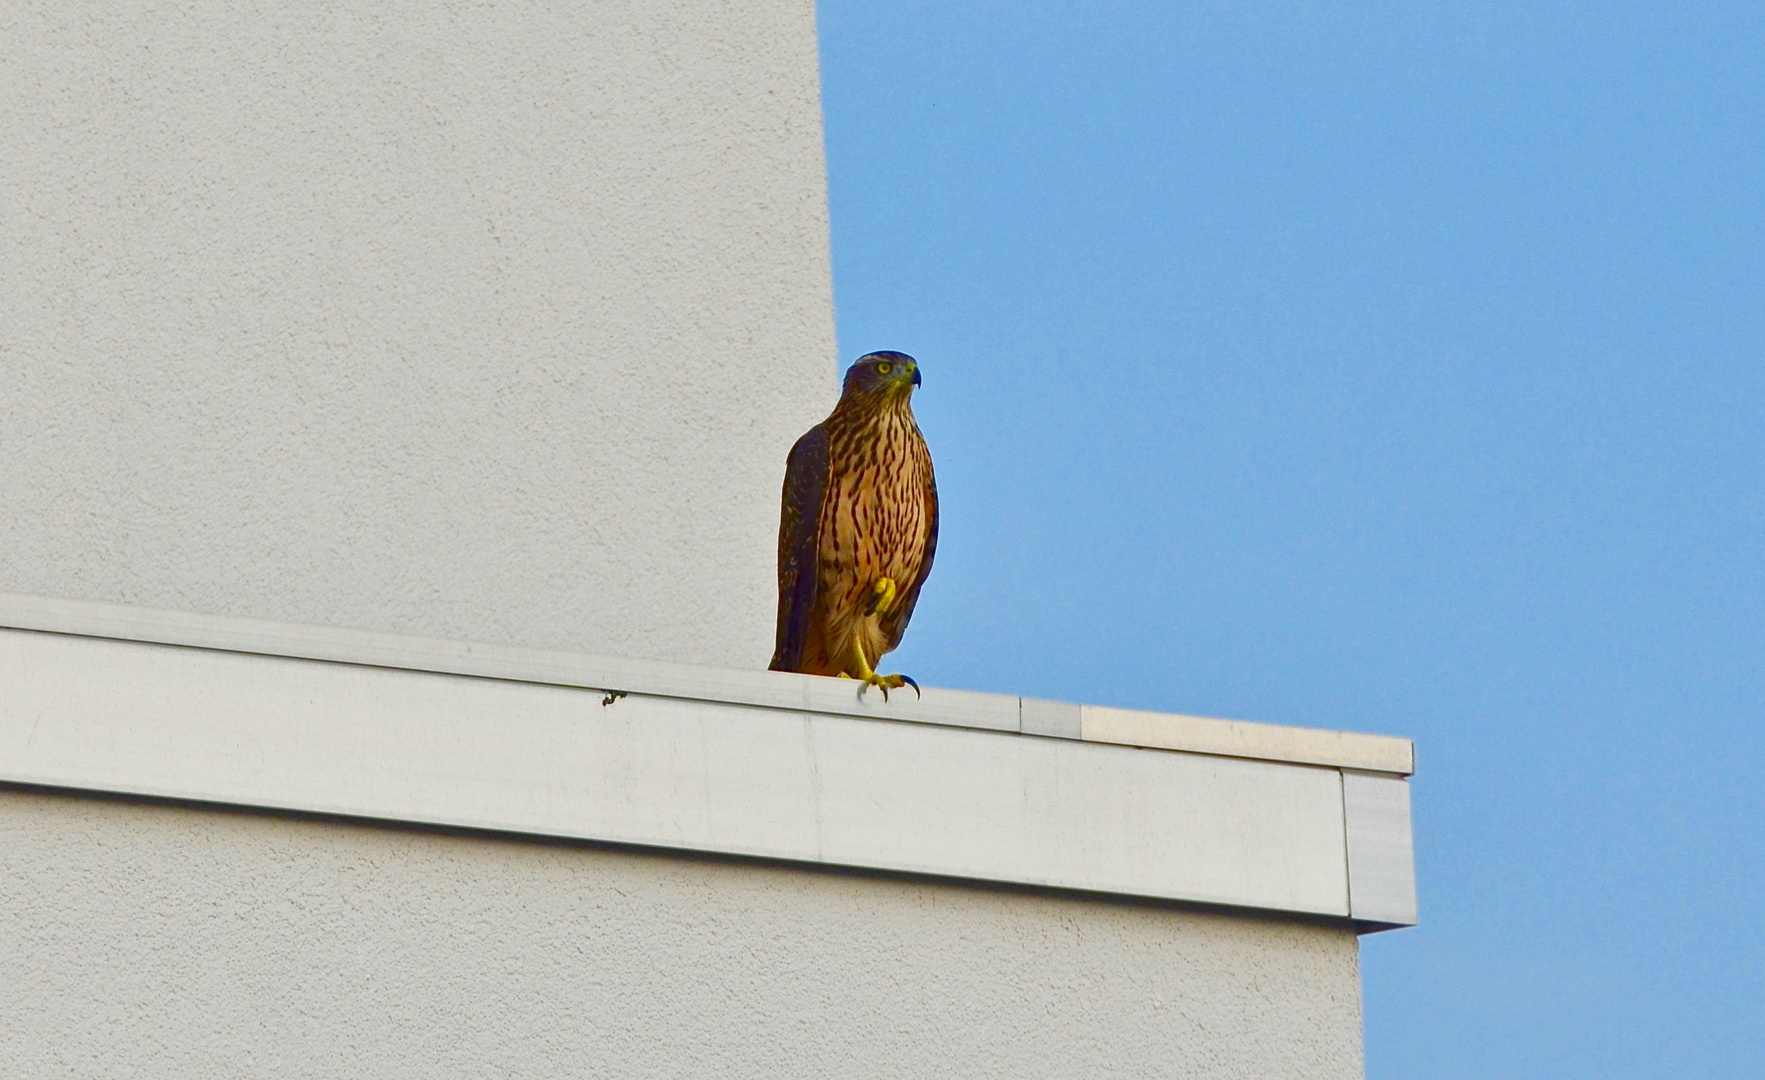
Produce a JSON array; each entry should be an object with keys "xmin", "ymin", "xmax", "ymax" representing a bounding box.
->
[
  {"xmin": 866, "ymin": 577, "xmax": 899, "ymax": 617},
  {"xmin": 857, "ymin": 672, "xmax": 920, "ymax": 702}
]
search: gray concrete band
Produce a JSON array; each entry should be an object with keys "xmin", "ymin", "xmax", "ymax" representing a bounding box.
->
[{"xmin": 0, "ymin": 597, "xmax": 1417, "ymax": 930}]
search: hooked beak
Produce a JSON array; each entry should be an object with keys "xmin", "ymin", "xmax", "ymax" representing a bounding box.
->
[{"xmin": 911, "ymin": 365, "xmax": 922, "ymax": 388}]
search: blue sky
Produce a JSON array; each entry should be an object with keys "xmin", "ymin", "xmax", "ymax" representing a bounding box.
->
[{"xmin": 816, "ymin": 3, "xmax": 1763, "ymax": 1076}]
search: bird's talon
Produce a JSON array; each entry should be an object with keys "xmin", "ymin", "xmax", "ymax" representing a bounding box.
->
[
  {"xmin": 855, "ymin": 672, "xmax": 916, "ymax": 703},
  {"xmin": 867, "ymin": 577, "xmax": 899, "ymax": 616}
]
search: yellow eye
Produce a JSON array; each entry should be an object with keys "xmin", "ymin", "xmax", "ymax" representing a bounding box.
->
[{"xmin": 876, "ymin": 361, "xmax": 893, "ymax": 375}]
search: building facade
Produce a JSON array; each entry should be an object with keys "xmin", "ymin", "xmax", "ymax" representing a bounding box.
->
[{"xmin": 0, "ymin": 4, "xmax": 1413, "ymax": 1076}]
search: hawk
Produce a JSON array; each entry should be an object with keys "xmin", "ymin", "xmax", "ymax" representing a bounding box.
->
[{"xmin": 769, "ymin": 351, "xmax": 938, "ymax": 699}]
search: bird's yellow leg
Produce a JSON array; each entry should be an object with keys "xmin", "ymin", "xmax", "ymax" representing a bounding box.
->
[{"xmin": 847, "ymin": 606, "xmax": 920, "ymax": 702}]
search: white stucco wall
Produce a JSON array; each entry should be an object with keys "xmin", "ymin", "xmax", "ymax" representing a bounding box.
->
[
  {"xmin": 0, "ymin": 7, "xmax": 1393, "ymax": 1075},
  {"xmin": 0, "ymin": 788, "xmax": 1365, "ymax": 1079},
  {"xmin": 0, "ymin": 0, "xmax": 837, "ymax": 667}
]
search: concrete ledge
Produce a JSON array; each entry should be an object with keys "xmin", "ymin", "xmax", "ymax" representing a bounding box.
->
[
  {"xmin": 0, "ymin": 594, "xmax": 1417, "ymax": 930},
  {"xmin": 0, "ymin": 593, "xmax": 1413, "ymax": 774}
]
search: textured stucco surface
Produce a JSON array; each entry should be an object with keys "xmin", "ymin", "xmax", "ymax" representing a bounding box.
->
[
  {"xmin": 0, "ymin": 1, "xmax": 838, "ymax": 667},
  {"xmin": 0, "ymin": 788, "xmax": 1365, "ymax": 1079}
]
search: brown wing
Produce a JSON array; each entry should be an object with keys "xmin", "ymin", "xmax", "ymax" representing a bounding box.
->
[
  {"xmin": 768, "ymin": 423, "xmax": 829, "ymax": 671},
  {"xmin": 882, "ymin": 455, "xmax": 937, "ymax": 652}
]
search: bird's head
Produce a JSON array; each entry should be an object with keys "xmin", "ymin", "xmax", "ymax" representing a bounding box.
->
[{"xmin": 841, "ymin": 351, "xmax": 922, "ymax": 402}]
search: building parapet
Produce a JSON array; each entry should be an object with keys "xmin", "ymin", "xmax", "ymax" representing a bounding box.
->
[{"xmin": 0, "ymin": 592, "xmax": 1417, "ymax": 930}]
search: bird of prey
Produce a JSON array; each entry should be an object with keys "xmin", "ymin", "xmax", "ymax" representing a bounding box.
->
[{"xmin": 769, "ymin": 351, "xmax": 938, "ymax": 699}]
